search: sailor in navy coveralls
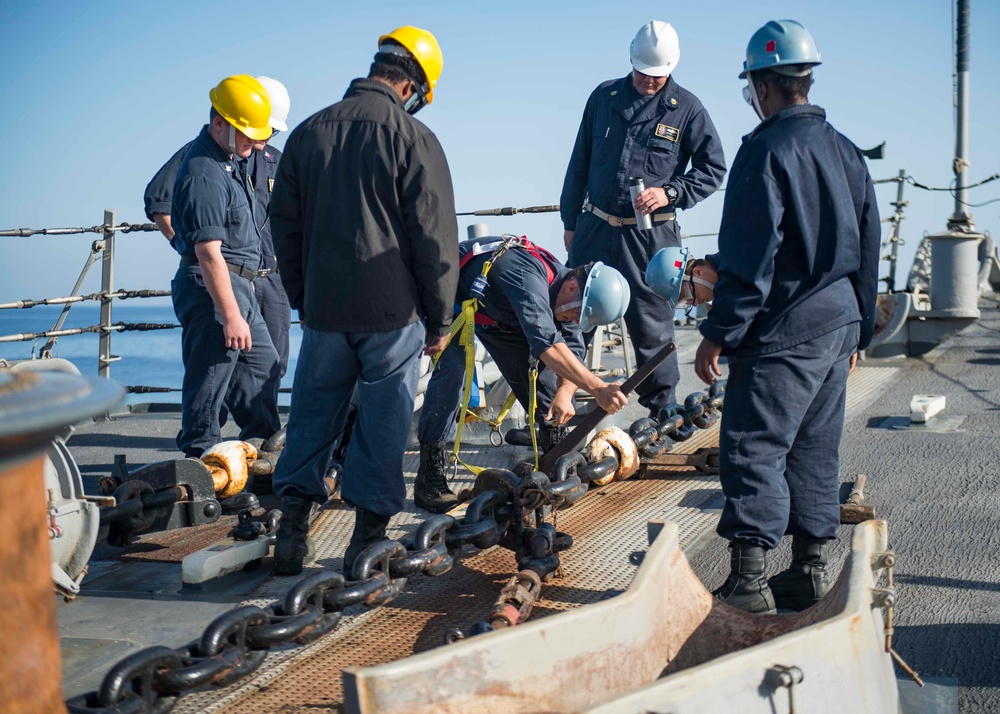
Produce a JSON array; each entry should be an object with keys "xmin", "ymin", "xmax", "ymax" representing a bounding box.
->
[
  {"xmin": 145, "ymin": 78, "xmax": 292, "ymax": 384},
  {"xmin": 169, "ymin": 76, "xmax": 282, "ymax": 458},
  {"xmin": 695, "ymin": 21, "xmax": 880, "ymax": 614},
  {"xmin": 561, "ymin": 20, "xmax": 726, "ymax": 415}
]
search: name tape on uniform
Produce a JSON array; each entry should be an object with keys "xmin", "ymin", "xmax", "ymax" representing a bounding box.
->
[{"xmin": 655, "ymin": 124, "xmax": 680, "ymax": 142}]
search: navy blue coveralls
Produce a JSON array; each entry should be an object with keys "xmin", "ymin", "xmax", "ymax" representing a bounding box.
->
[
  {"xmin": 418, "ymin": 239, "xmax": 587, "ymax": 445},
  {"xmin": 145, "ymin": 131, "xmax": 292, "ymax": 380},
  {"xmin": 699, "ymin": 105, "xmax": 881, "ymax": 550},
  {"xmin": 170, "ymin": 126, "xmax": 282, "ymax": 457},
  {"xmin": 561, "ymin": 75, "xmax": 726, "ymax": 412}
]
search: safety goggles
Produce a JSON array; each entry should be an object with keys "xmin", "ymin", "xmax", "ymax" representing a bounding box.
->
[
  {"xmin": 742, "ymin": 78, "xmax": 766, "ymax": 120},
  {"xmin": 673, "ymin": 272, "xmax": 716, "ymax": 316},
  {"xmin": 379, "ymin": 43, "xmax": 431, "ymax": 115},
  {"xmin": 672, "ymin": 276, "xmax": 698, "ymax": 317}
]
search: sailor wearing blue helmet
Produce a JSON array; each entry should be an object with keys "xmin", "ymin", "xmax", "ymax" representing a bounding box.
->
[
  {"xmin": 416, "ymin": 237, "xmax": 630, "ymax": 513},
  {"xmin": 695, "ymin": 20, "xmax": 880, "ymax": 615},
  {"xmin": 646, "ymin": 246, "xmax": 719, "ymax": 312}
]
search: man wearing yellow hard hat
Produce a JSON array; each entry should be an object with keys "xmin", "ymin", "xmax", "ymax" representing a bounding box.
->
[
  {"xmin": 169, "ymin": 75, "xmax": 282, "ymax": 461},
  {"xmin": 269, "ymin": 27, "xmax": 459, "ymax": 577},
  {"xmin": 145, "ymin": 77, "xmax": 294, "ymax": 398}
]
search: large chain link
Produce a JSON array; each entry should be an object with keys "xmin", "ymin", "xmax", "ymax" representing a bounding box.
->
[{"xmin": 67, "ymin": 381, "xmax": 725, "ymax": 713}]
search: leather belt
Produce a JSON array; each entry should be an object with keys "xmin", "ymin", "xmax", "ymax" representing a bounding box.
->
[
  {"xmin": 180, "ymin": 255, "xmax": 271, "ymax": 282},
  {"xmin": 583, "ymin": 201, "xmax": 675, "ymax": 228}
]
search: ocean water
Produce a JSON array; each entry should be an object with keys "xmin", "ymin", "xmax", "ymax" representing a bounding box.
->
[{"xmin": 0, "ymin": 301, "xmax": 303, "ymax": 405}]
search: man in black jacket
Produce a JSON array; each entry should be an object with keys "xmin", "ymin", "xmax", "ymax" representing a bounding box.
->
[
  {"xmin": 694, "ymin": 21, "xmax": 880, "ymax": 614},
  {"xmin": 269, "ymin": 26, "xmax": 459, "ymax": 576}
]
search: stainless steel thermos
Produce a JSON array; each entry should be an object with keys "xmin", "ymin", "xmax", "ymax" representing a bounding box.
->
[{"xmin": 628, "ymin": 177, "xmax": 653, "ymax": 231}]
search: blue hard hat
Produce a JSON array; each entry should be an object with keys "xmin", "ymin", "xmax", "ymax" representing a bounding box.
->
[
  {"xmin": 579, "ymin": 262, "xmax": 631, "ymax": 333},
  {"xmin": 740, "ymin": 19, "xmax": 821, "ymax": 79},
  {"xmin": 645, "ymin": 246, "xmax": 689, "ymax": 303}
]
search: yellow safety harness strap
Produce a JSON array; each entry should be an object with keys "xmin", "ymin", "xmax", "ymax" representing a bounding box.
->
[
  {"xmin": 528, "ymin": 360, "xmax": 539, "ymax": 470},
  {"xmin": 449, "ymin": 298, "xmax": 480, "ymax": 472},
  {"xmin": 436, "ymin": 235, "xmax": 542, "ymax": 476}
]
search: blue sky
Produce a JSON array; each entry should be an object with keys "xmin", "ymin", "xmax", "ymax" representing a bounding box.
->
[{"xmin": 1, "ymin": 0, "xmax": 998, "ymax": 305}]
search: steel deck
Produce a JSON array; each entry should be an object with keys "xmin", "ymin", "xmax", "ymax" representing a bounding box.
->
[{"xmin": 57, "ymin": 328, "xmax": 907, "ymax": 711}]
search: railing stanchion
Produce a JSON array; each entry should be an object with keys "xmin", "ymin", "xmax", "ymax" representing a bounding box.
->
[{"xmin": 98, "ymin": 209, "xmax": 115, "ymax": 380}]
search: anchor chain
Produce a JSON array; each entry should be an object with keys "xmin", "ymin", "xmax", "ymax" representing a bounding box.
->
[{"xmin": 67, "ymin": 383, "xmax": 726, "ymax": 713}]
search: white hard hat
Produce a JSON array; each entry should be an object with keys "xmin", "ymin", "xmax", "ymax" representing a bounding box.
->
[
  {"xmin": 255, "ymin": 76, "xmax": 290, "ymax": 132},
  {"xmin": 630, "ymin": 21, "xmax": 680, "ymax": 77}
]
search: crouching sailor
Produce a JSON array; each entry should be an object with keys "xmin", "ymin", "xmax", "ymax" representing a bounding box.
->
[{"xmin": 414, "ymin": 235, "xmax": 632, "ymax": 513}]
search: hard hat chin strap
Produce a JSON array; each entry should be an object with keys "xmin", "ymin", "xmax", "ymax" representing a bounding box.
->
[{"xmin": 227, "ymin": 124, "xmax": 237, "ymax": 157}]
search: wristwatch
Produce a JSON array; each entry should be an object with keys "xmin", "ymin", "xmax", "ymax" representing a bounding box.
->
[{"xmin": 665, "ymin": 185, "xmax": 679, "ymax": 204}]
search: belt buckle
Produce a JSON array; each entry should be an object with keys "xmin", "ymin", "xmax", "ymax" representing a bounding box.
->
[
  {"xmin": 255, "ymin": 268, "xmax": 272, "ymax": 279},
  {"xmin": 608, "ymin": 215, "xmax": 624, "ymax": 228}
]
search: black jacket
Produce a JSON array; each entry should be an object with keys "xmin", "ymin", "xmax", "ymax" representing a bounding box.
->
[
  {"xmin": 699, "ymin": 105, "xmax": 880, "ymax": 354},
  {"xmin": 270, "ymin": 79, "xmax": 459, "ymax": 334}
]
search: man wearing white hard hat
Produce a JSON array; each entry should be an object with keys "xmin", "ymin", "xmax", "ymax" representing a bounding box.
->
[
  {"xmin": 144, "ymin": 77, "xmax": 293, "ymax": 384},
  {"xmin": 561, "ymin": 20, "xmax": 726, "ymax": 418}
]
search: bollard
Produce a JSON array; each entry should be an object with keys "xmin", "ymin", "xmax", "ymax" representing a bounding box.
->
[
  {"xmin": 467, "ymin": 223, "xmax": 490, "ymax": 240},
  {"xmin": 927, "ymin": 231, "xmax": 982, "ymax": 318},
  {"xmin": 0, "ymin": 371, "xmax": 122, "ymax": 713}
]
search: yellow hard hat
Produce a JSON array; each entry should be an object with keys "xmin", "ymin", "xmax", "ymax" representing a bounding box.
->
[
  {"xmin": 209, "ymin": 75, "xmax": 273, "ymax": 141},
  {"xmin": 378, "ymin": 26, "xmax": 443, "ymax": 105}
]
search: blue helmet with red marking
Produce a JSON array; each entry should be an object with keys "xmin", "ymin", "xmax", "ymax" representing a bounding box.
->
[
  {"xmin": 741, "ymin": 20, "xmax": 821, "ymax": 79},
  {"xmin": 645, "ymin": 246, "xmax": 690, "ymax": 304}
]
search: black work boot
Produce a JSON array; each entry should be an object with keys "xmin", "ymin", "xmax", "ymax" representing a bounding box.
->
[
  {"xmin": 273, "ymin": 495, "xmax": 316, "ymax": 576},
  {"xmin": 539, "ymin": 425, "xmax": 568, "ymax": 453},
  {"xmin": 505, "ymin": 426, "xmax": 535, "ymax": 446},
  {"xmin": 413, "ymin": 440, "xmax": 458, "ymax": 514},
  {"xmin": 712, "ymin": 541, "xmax": 777, "ymax": 614},
  {"xmin": 768, "ymin": 536, "xmax": 832, "ymax": 611},
  {"xmin": 342, "ymin": 508, "xmax": 392, "ymax": 579}
]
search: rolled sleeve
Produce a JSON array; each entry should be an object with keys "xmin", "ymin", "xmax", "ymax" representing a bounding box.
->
[
  {"xmin": 493, "ymin": 265, "xmax": 563, "ymax": 359},
  {"xmin": 144, "ymin": 142, "xmax": 191, "ymax": 220},
  {"xmin": 173, "ymin": 176, "xmax": 229, "ymax": 245}
]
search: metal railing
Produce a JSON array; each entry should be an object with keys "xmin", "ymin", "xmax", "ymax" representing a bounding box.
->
[
  {"xmin": 3, "ymin": 182, "xmax": 970, "ymax": 382},
  {"xmin": 0, "ymin": 210, "xmax": 171, "ymax": 379}
]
